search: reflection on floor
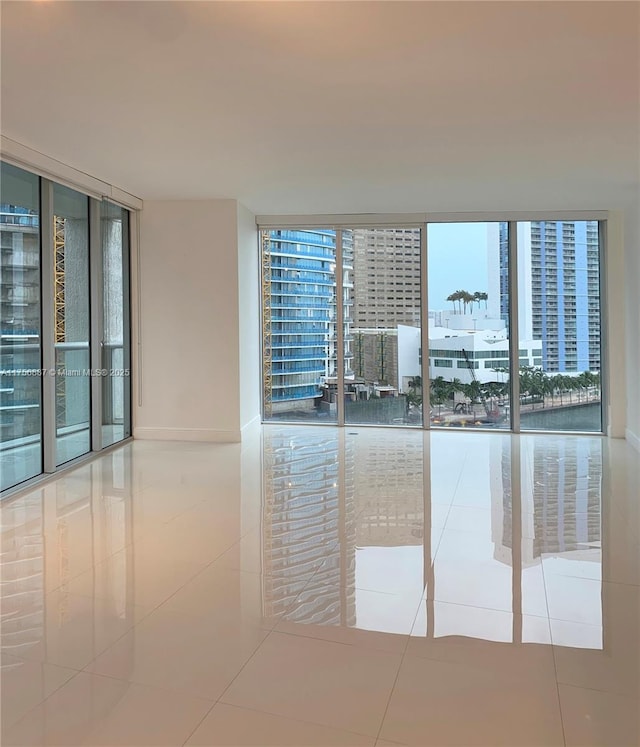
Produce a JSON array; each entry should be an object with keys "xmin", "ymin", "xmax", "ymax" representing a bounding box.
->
[
  {"xmin": 0, "ymin": 425, "xmax": 124, "ymax": 491},
  {"xmin": 1, "ymin": 427, "xmax": 638, "ymax": 746}
]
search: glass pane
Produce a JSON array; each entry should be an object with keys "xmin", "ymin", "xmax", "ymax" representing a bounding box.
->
[
  {"xmin": 53, "ymin": 184, "xmax": 91, "ymax": 464},
  {"xmin": 0, "ymin": 163, "xmax": 42, "ymax": 490},
  {"xmin": 262, "ymin": 229, "xmax": 338, "ymax": 423},
  {"xmin": 102, "ymin": 202, "xmax": 131, "ymax": 447},
  {"xmin": 517, "ymin": 221, "xmax": 602, "ymax": 432},
  {"xmin": 344, "ymin": 227, "xmax": 422, "ymax": 426},
  {"xmin": 427, "ymin": 222, "xmax": 510, "ymax": 429}
]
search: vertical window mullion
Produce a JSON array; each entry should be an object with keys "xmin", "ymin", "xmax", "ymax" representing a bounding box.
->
[
  {"xmin": 597, "ymin": 220, "xmax": 608, "ymax": 435},
  {"xmin": 40, "ymin": 179, "xmax": 57, "ymax": 472},
  {"xmin": 420, "ymin": 225, "xmax": 430, "ymax": 429},
  {"xmin": 336, "ymin": 228, "xmax": 345, "ymax": 426},
  {"xmin": 90, "ymin": 198, "xmax": 102, "ymax": 451},
  {"xmin": 508, "ymin": 220, "xmax": 520, "ymax": 432}
]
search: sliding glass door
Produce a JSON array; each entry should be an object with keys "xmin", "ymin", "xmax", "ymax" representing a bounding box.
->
[
  {"xmin": 427, "ymin": 222, "xmax": 512, "ymax": 429},
  {"xmin": 52, "ymin": 184, "xmax": 91, "ymax": 465},
  {"xmin": 261, "ymin": 229, "xmax": 338, "ymax": 423},
  {"xmin": 517, "ymin": 221, "xmax": 602, "ymax": 432},
  {"xmin": 345, "ymin": 227, "xmax": 423, "ymax": 427},
  {"xmin": 0, "ymin": 164, "xmax": 42, "ymax": 490},
  {"xmin": 0, "ymin": 162, "xmax": 133, "ymax": 495},
  {"xmin": 101, "ymin": 202, "xmax": 131, "ymax": 447}
]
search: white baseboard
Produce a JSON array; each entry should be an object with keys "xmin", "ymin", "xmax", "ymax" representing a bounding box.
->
[
  {"xmin": 133, "ymin": 427, "xmax": 241, "ymax": 443},
  {"xmin": 625, "ymin": 428, "xmax": 640, "ymax": 453}
]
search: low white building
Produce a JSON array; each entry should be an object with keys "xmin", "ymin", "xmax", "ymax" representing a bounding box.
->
[{"xmin": 397, "ymin": 315, "xmax": 542, "ymax": 387}]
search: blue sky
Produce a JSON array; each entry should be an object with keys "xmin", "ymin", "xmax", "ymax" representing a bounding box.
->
[{"xmin": 427, "ymin": 223, "xmax": 491, "ymax": 311}]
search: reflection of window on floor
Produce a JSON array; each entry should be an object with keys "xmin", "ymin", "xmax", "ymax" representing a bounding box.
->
[{"xmin": 261, "ymin": 429, "xmax": 603, "ymax": 648}]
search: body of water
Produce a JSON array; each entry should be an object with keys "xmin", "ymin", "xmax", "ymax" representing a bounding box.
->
[{"xmin": 520, "ymin": 402, "xmax": 602, "ymax": 432}]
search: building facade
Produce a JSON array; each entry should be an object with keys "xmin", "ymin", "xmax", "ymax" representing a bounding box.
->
[
  {"xmin": 351, "ymin": 228, "xmax": 422, "ymax": 329},
  {"xmin": 262, "ymin": 229, "xmax": 353, "ymax": 414},
  {"xmin": 492, "ymin": 220, "xmax": 600, "ymax": 374}
]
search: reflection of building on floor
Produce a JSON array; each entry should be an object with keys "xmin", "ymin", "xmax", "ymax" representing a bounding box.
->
[
  {"xmin": 491, "ymin": 438, "xmax": 602, "ymax": 567},
  {"xmin": 1, "ymin": 454, "xmax": 133, "ymax": 663},
  {"xmin": 1, "ymin": 493, "xmax": 44, "ymax": 658},
  {"xmin": 262, "ymin": 430, "xmax": 356, "ymax": 624},
  {"xmin": 261, "ymin": 431, "xmax": 427, "ymax": 626},
  {"xmin": 353, "ymin": 436, "xmax": 424, "ymax": 547}
]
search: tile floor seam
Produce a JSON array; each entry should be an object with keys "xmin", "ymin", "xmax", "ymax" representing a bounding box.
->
[
  {"xmin": 374, "ymin": 584, "xmax": 422, "ymax": 743},
  {"xmin": 178, "ymin": 630, "xmax": 277, "ymax": 746},
  {"xmin": 181, "ymin": 701, "xmax": 377, "ymax": 747},
  {"xmin": 3, "ymin": 429, "xmax": 637, "ymax": 747},
  {"xmin": 180, "ymin": 536, "xmax": 347, "ymax": 744},
  {"xmin": 542, "ymin": 555, "xmax": 570, "ymax": 747},
  {"xmin": 553, "ymin": 674, "xmax": 639, "ymax": 699},
  {"xmin": 0, "ymin": 662, "xmax": 80, "ymax": 733},
  {"xmin": 2, "ymin": 669, "xmax": 218, "ymax": 747},
  {"xmin": 420, "ymin": 593, "xmax": 549, "ymax": 618}
]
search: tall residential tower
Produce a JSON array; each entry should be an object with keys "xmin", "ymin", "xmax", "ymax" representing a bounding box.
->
[{"xmin": 489, "ymin": 220, "xmax": 600, "ymax": 374}]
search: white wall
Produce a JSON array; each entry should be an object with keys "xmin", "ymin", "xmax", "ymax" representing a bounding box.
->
[
  {"xmin": 135, "ymin": 200, "xmax": 244, "ymax": 441},
  {"xmin": 397, "ymin": 325, "xmax": 421, "ymax": 392},
  {"xmin": 237, "ymin": 203, "xmax": 260, "ymax": 431}
]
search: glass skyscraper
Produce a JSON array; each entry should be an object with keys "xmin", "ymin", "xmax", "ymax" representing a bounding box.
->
[{"xmin": 262, "ymin": 229, "xmax": 353, "ymax": 416}]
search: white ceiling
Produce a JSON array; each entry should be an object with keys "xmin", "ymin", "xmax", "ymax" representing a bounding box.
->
[{"xmin": 1, "ymin": 1, "xmax": 638, "ymax": 214}]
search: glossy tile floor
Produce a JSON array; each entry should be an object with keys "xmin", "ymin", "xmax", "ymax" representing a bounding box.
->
[{"xmin": 2, "ymin": 426, "xmax": 639, "ymax": 746}]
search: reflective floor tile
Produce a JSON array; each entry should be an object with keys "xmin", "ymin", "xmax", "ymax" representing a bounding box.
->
[
  {"xmin": 221, "ymin": 631, "xmax": 403, "ymax": 738},
  {"xmin": 407, "ymin": 601, "xmax": 556, "ymax": 680},
  {"xmin": 2, "ymin": 671, "xmax": 212, "ymax": 746},
  {"xmin": 0, "ymin": 655, "xmax": 76, "ymax": 732},
  {"xmin": 275, "ymin": 583, "xmax": 423, "ymax": 653},
  {"xmin": 185, "ymin": 702, "xmax": 375, "ymax": 746},
  {"xmin": 559, "ymin": 683, "xmax": 640, "ymax": 747},
  {"xmin": 552, "ymin": 582, "xmax": 639, "ymax": 697},
  {"xmin": 87, "ymin": 602, "xmax": 269, "ymax": 701},
  {"xmin": 380, "ymin": 655, "xmax": 564, "ymax": 746},
  {"xmin": 2, "ymin": 590, "xmax": 145, "ymax": 670}
]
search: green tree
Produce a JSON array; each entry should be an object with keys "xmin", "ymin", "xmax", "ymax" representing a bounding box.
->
[{"xmin": 461, "ymin": 290, "xmax": 475, "ymax": 314}]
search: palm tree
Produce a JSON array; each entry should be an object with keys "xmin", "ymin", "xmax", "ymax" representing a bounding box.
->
[
  {"xmin": 551, "ymin": 374, "xmax": 565, "ymax": 405},
  {"xmin": 430, "ymin": 376, "xmax": 449, "ymax": 416},
  {"xmin": 446, "ymin": 292, "xmax": 458, "ymax": 313},
  {"xmin": 408, "ymin": 375, "xmax": 422, "ymax": 392},
  {"xmin": 474, "ymin": 291, "xmax": 489, "ymax": 309},
  {"xmin": 461, "ymin": 291, "xmax": 475, "ymax": 314}
]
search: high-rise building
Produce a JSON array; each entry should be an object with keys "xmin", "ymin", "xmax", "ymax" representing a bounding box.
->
[
  {"xmin": 262, "ymin": 229, "xmax": 353, "ymax": 413},
  {"xmin": 351, "ymin": 228, "xmax": 421, "ymax": 329},
  {"xmin": 0, "ymin": 202, "xmax": 41, "ymax": 445},
  {"xmin": 490, "ymin": 220, "xmax": 600, "ymax": 374}
]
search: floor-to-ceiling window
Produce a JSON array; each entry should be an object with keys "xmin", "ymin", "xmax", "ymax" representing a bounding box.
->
[
  {"xmin": 427, "ymin": 222, "xmax": 512, "ymax": 430},
  {"xmin": 0, "ymin": 163, "xmax": 134, "ymax": 495},
  {"xmin": 260, "ymin": 219, "xmax": 604, "ymax": 433},
  {"xmin": 516, "ymin": 221, "xmax": 602, "ymax": 432},
  {"xmin": 261, "ymin": 229, "xmax": 339, "ymax": 423},
  {"xmin": 53, "ymin": 184, "xmax": 91, "ymax": 465},
  {"xmin": 345, "ymin": 227, "xmax": 423, "ymax": 427},
  {"xmin": 101, "ymin": 202, "xmax": 131, "ymax": 447},
  {"xmin": 0, "ymin": 164, "xmax": 43, "ymax": 490}
]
